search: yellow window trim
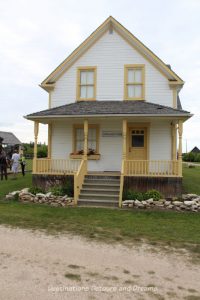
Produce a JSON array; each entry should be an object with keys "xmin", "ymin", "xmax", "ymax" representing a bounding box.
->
[
  {"xmin": 124, "ymin": 64, "xmax": 145, "ymax": 100},
  {"xmin": 70, "ymin": 154, "xmax": 100, "ymax": 160},
  {"xmin": 72, "ymin": 124, "xmax": 100, "ymax": 154},
  {"xmin": 76, "ymin": 66, "xmax": 97, "ymax": 101}
]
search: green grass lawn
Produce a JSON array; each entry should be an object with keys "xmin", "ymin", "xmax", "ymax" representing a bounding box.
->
[
  {"xmin": 0, "ymin": 202, "xmax": 199, "ymax": 249},
  {"xmin": 0, "ymin": 173, "xmax": 32, "ymax": 200},
  {"xmin": 0, "ymin": 165, "xmax": 199, "ymax": 254},
  {"xmin": 183, "ymin": 164, "xmax": 200, "ymax": 194}
]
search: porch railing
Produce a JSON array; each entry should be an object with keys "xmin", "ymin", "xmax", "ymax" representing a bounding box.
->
[
  {"xmin": 124, "ymin": 160, "xmax": 180, "ymax": 177},
  {"xmin": 34, "ymin": 158, "xmax": 81, "ymax": 175},
  {"xmin": 74, "ymin": 160, "xmax": 87, "ymax": 205}
]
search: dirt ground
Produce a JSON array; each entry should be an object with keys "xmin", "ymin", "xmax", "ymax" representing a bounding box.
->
[{"xmin": 0, "ymin": 225, "xmax": 199, "ymax": 300}]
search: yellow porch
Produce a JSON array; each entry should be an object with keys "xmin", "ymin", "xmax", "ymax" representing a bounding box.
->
[{"xmin": 32, "ymin": 118, "xmax": 184, "ymax": 207}]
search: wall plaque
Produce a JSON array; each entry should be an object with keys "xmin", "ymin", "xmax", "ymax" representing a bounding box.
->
[{"xmin": 102, "ymin": 130, "xmax": 122, "ymax": 137}]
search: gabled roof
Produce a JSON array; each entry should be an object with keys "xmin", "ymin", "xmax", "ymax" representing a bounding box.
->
[
  {"xmin": 0, "ymin": 131, "xmax": 21, "ymax": 145},
  {"xmin": 26, "ymin": 101, "xmax": 191, "ymax": 119},
  {"xmin": 41, "ymin": 16, "xmax": 184, "ymax": 90},
  {"xmin": 190, "ymin": 147, "xmax": 200, "ymax": 153}
]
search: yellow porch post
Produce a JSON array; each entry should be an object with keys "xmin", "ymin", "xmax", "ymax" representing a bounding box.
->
[
  {"xmin": 119, "ymin": 119, "xmax": 127, "ymax": 208},
  {"xmin": 122, "ymin": 119, "xmax": 127, "ymax": 169},
  {"xmin": 83, "ymin": 120, "xmax": 88, "ymax": 161},
  {"xmin": 48, "ymin": 124, "xmax": 52, "ymax": 159},
  {"xmin": 74, "ymin": 120, "xmax": 88, "ymax": 206},
  {"xmin": 122, "ymin": 119, "xmax": 127, "ymax": 159},
  {"xmin": 178, "ymin": 120, "xmax": 183, "ymax": 176},
  {"xmin": 171, "ymin": 122, "xmax": 177, "ymax": 174},
  {"xmin": 172, "ymin": 123, "xmax": 177, "ymax": 161},
  {"xmin": 33, "ymin": 121, "xmax": 39, "ymax": 173}
]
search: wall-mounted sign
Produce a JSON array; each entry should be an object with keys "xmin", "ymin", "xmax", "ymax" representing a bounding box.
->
[{"xmin": 102, "ymin": 130, "xmax": 122, "ymax": 137}]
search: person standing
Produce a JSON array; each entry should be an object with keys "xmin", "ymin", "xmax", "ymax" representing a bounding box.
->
[
  {"xmin": 0, "ymin": 150, "xmax": 8, "ymax": 180},
  {"xmin": 11, "ymin": 150, "xmax": 20, "ymax": 179},
  {"xmin": 19, "ymin": 154, "xmax": 26, "ymax": 176}
]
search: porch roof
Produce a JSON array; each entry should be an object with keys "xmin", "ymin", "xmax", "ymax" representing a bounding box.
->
[{"xmin": 25, "ymin": 100, "xmax": 191, "ymax": 120}]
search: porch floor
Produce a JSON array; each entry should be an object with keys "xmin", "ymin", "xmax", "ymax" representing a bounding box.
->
[{"xmin": 88, "ymin": 171, "xmax": 121, "ymax": 176}]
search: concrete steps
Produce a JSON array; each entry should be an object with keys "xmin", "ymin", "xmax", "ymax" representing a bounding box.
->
[{"xmin": 78, "ymin": 174, "xmax": 120, "ymax": 207}]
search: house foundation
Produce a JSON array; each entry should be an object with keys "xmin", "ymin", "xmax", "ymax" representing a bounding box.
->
[
  {"xmin": 123, "ymin": 176, "xmax": 182, "ymax": 198},
  {"xmin": 32, "ymin": 174, "xmax": 74, "ymax": 192}
]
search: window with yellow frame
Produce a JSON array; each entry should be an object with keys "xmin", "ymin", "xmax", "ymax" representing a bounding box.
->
[
  {"xmin": 77, "ymin": 67, "xmax": 96, "ymax": 101},
  {"xmin": 124, "ymin": 65, "xmax": 145, "ymax": 100},
  {"xmin": 72, "ymin": 125, "xmax": 99, "ymax": 156}
]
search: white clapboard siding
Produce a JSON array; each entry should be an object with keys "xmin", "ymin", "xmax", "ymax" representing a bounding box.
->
[
  {"xmin": 51, "ymin": 29, "xmax": 173, "ymax": 108},
  {"xmin": 149, "ymin": 121, "xmax": 171, "ymax": 160},
  {"xmin": 51, "ymin": 121, "xmax": 73, "ymax": 159}
]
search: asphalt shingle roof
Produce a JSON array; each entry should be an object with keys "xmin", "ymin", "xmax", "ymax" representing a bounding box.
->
[
  {"xmin": 26, "ymin": 100, "xmax": 190, "ymax": 118},
  {"xmin": 0, "ymin": 131, "xmax": 21, "ymax": 145}
]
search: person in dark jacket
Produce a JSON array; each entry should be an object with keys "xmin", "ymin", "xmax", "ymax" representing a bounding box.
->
[
  {"xmin": 19, "ymin": 154, "xmax": 26, "ymax": 176},
  {"xmin": 0, "ymin": 150, "xmax": 8, "ymax": 180}
]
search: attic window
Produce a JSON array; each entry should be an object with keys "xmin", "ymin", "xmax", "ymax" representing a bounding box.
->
[
  {"xmin": 124, "ymin": 65, "xmax": 145, "ymax": 100},
  {"xmin": 77, "ymin": 67, "xmax": 96, "ymax": 101}
]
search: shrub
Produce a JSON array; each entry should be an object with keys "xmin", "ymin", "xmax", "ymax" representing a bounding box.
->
[
  {"xmin": 49, "ymin": 186, "xmax": 65, "ymax": 196},
  {"xmin": 37, "ymin": 148, "xmax": 47, "ymax": 158},
  {"xmin": 29, "ymin": 186, "xmax": 45, "ymax": 195},
  {"xmin": 49, "ymin": 182, "xmax": 73, "ymax": 197},
  {"xmin": 183, "ymin": 152, "xmax": 200, "ymax": 162},
  {"xmin": 123, "ymin": 189, "xmax": 162, "ymax": 201},
  {"xmin": 123, "ymin": 190, "xmax": 144, "ymax": 201},
  {"xmin": 144, "ymin": 189, "xmax": 162, "ymax": 201},
  {"xmin": 196, "ymin": 153, "xmax": 200, "ymax": 162},
  {"xmin": 64, "ymin": 181, "xmax": 73, "ymax": 197}
]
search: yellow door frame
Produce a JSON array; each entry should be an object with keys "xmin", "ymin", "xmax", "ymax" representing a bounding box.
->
[{"xmin": 127, "ymin": 123, "xmax": 150, "ymax": 160}]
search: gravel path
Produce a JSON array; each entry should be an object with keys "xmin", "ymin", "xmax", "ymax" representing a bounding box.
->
[{"xmin": 0, "ymin": 225, "xmax": 199, "ymax": 300}]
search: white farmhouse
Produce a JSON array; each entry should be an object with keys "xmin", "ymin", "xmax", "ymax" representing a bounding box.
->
[{"xmin": 26, "ymin": 16, "xmax": 192, "ymax": 206}]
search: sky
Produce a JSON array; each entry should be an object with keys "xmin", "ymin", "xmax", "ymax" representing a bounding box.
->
[{"xmin": 0, "ymin": 0, "xmax": 199, "ymax": 152}]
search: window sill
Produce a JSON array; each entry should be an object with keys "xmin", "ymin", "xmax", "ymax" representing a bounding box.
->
[{"xmin": 70, "ymin": 154, "xmax": 100, "ymax": 160}]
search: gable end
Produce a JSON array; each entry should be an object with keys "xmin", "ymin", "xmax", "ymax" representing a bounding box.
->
[{"xmin": 41, "ymin": 16, "xmax": 184, "ymax": 92}]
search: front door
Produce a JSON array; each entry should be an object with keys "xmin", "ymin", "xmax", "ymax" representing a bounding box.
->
[{"xmin": 128, "ymin": 127, "xmax": 147, "ymax": 160}]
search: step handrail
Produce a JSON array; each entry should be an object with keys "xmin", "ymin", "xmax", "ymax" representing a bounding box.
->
[
  {"xmin": 119, "ymin": 159, "xmax": 125, "ymax": 208},
  {"xmin": 74, "ymin": 159, "xmax": 87, "ymax": 205}
]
